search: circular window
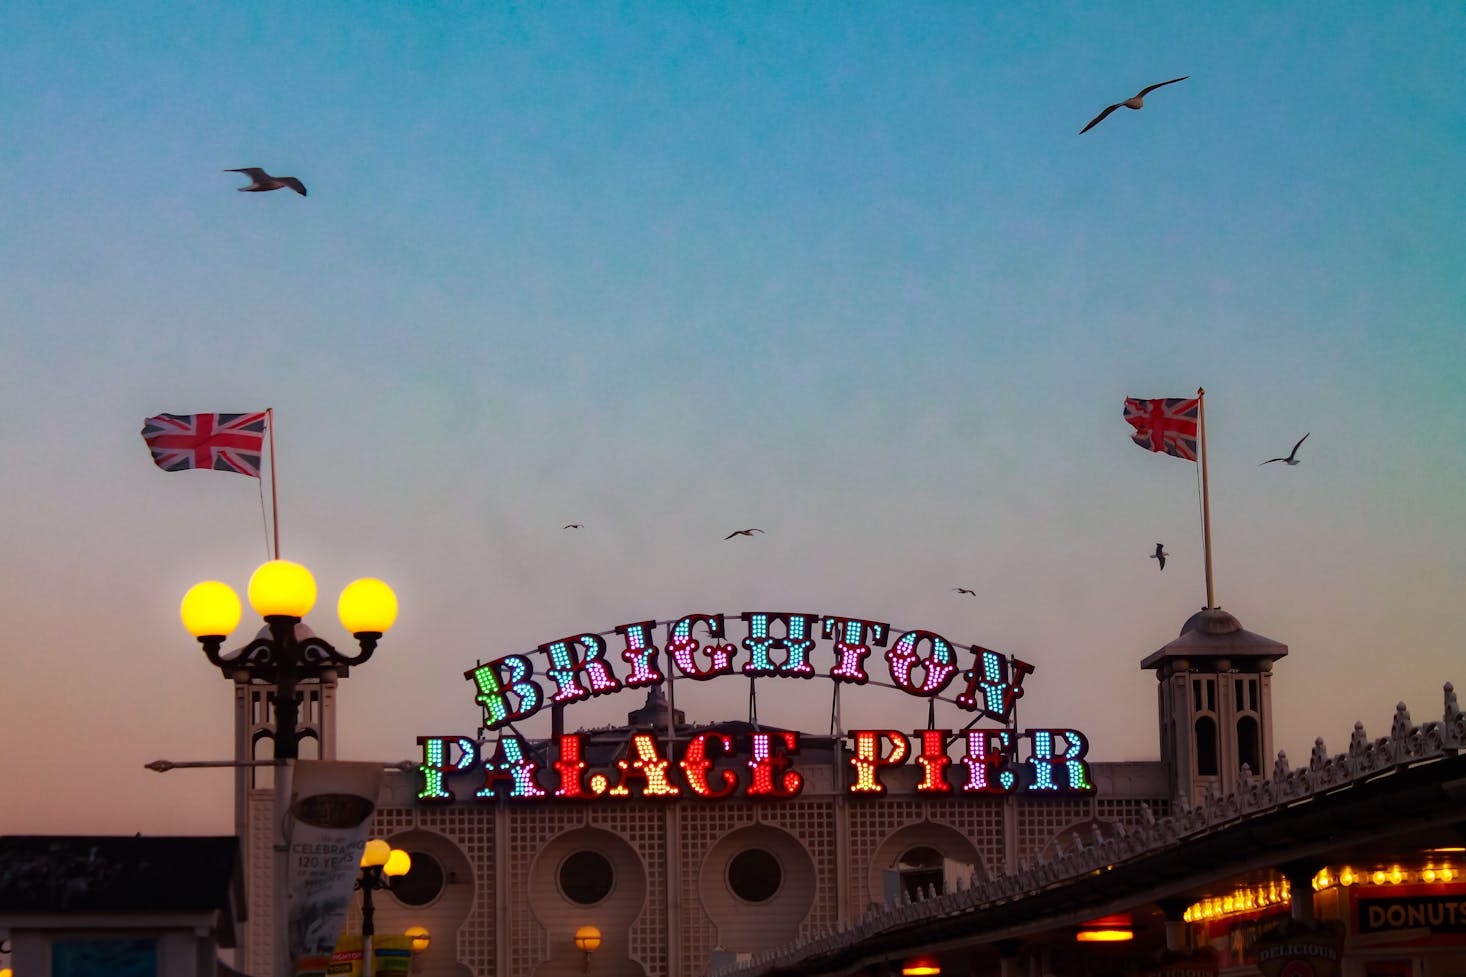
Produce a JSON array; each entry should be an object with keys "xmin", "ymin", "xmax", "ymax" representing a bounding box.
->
[
  {"xmin": 559, "ymin": 850, "xmax": 615, "ymax": 905},
  {"xmin": 391, "ymin": 850, "xmax": 446, "ymax": 907},
  {"xmin": 727, "ymin": 848, "xmax": 782, "ymax": 903}
]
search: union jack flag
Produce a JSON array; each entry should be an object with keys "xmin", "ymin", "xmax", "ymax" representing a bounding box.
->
[
  {"xmin": 1123, "ymin": 397, "xmax": 1199, "ymax": 461},
  {"xmin": 141, "ymin": 412, "xmax": 268, "ymax": 478}
]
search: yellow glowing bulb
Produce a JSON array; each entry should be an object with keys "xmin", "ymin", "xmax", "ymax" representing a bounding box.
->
[
  {"xmin": 1371, "ymin": 870, "xmax": 1386, "ymax": 885},
  {"xmin": 1340, "ymin": 868, "xmax": 1356, "ymax": 886},
  {"xmin": 1076, "ymin": 930, "xmax": 1133, "ymax": 943},
  {"xmin": 574, "ymin": 925, "xmax": 603, "ymax": 953},
  {"xmin": 1389, "ymin": 866, "xmax": 1405, "ymax": 885},
  {"xmin": 181, "ymin": 580, "xmax": 242, "ymax": 638},
  {"xmin": 1423, "ymin": 868, "xmax": 1438, "ymax": 883},
  {"xmin": 360, "ymin": 838, "xmax": 391, "ymax": 868},
  {"xmin": 338, "ymin": 577, "xmax": 398, "ymax": 636},
  {"xmin": 384, "ymin": 849, "xmax": 412, "ymax": 878},
  {"xmin": 406, "ymin": 925, "xmax": 430, "ymax": 953},
  {"xmin": 1441, "ymin": 867, "xmax": 1455, "ymax": 882},
  {"xmin": 248, "ymin": 559, "xmax": 317, "ymax": 618}
]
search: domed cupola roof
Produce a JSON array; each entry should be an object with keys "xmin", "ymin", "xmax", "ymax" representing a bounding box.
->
[
  {"xmin": 1140, "ymin": 606, "xmax": 1288, "ymax": 671},
  {"xmin": 626, "ymin": 687, "xmax": 686, "ymax": 729}
]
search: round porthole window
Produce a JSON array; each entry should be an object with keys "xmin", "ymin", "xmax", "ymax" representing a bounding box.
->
[
  {"xmin": 727, "ymin": 848, "xmax": 782, "ymax": 903},
  {"xmin": 559, "ymin": 850, "xmax": 615, "ymax": 905},
  {"xmin": 391, "ymin": 850, "xmax": 446, "ymax": 907}
]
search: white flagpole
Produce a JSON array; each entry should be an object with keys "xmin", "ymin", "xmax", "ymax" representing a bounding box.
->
[
  {"xmin": 267, "ymin": 407, "xmax": 280, "ymax": 559},
  {"xmin": 1197, "ymin": 388, "xmax": 1216, "ymax": 608}
]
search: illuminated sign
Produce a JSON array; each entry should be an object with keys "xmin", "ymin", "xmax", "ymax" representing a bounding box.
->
[
  {"xmin": 417, "ymin": 610, "xmax": 1095, "ymax": 802},
  {"xmin": 466, "ymin": 612, "xmax": 1034, "ymax": 729},
  {"xmin": 416, "ymin": 727, "xmax": 1093, "ymax": 802},
  {"xmin": 1359, "ymin": 895, "xmax": 1466, "ymax": 935}
]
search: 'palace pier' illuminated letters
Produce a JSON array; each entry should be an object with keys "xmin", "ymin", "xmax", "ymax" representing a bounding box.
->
[{"xmin": 415, "ymin": 610, "xmax": 1096, "ymax": 802}]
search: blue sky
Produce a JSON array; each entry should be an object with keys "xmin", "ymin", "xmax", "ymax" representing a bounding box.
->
[{"xmin": 1, "ymin": 2, "xmax": 1463, "ymax": 834}]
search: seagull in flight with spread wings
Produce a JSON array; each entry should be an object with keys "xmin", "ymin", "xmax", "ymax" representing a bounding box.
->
[
  {"xmin": 953, "ymin": 587, "xmax": 977, "ymax": 596},
  {"xmin": 724, "ymin": 528, "xmax": 764, "ymax": 540},
  {"xmin": 1080, "ymin": 76, "xmax": 1189, "ymax": 134},
  {"xmin": 1150, "ymin": 543, "xmax": 1168, "ymax": 571},
  {"xmin": 225, "ymin": 167, "xmax": 308, "ymax": 196},
  {"xmin": 1260, "ymin": 433, "xmax": 1310, "ymax": 466},
  {"xmin": 563, "ymin": 523, "xmax": 584, "ymax": 529}
]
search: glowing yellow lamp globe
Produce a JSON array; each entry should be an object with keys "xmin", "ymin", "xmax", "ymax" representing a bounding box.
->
[
  {"xmin": 360, "ymin": 838, "xmax": 391, "ymax": 868},
  {"xmin": 406, "ymin": 925, "xmax": 431, "ymax": 953},
  {"xmin": 247, "ymin": 559, "xmax": 317, "ymax": 619},
  {"xmin": 574, "ymin": 925, "xmax": 602, "ymax": 953},
  {"xmin": 384, "ymin": 848, "xmax": 413, "ymax": 878},
  {"xmin": 180, "ymin": 581, "xmax": 243, "ymax": 639},
  {"xmin": 338, "ymin": 577, "xmax": 398, "ymax": 636}
]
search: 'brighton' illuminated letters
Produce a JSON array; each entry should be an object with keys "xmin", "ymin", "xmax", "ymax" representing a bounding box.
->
[{"xmin": 467, "ymin": 611, "xmax": 1035, "ymax": 730}]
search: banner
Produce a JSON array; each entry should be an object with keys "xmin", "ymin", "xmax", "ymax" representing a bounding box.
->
[
  {"xmin": 311, "ymin": 935, "xmax": 414, "ymax": 977},
  {"xmin": 287, "ymin": 760, "xmax": 385, "ymax": 976}
]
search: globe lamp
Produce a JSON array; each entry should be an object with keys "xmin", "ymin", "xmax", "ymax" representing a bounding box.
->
[
  {"xmin": 247, "ymin": 559, "xmax": 317, "ymax": 619},
  {"xmin": 338, "ymin": 577, "xmax": 399, "ymax": 636},
  {"xmin": 180, "ymin": 581, "xmax": 242, "ymax": 639},
  {"xmin": 360, "ymin": 838, "xmax": 391, "ymax": 869},
  {"xmin": 384, "ymin": 848, "xmax": 413, "ymax": 878}
]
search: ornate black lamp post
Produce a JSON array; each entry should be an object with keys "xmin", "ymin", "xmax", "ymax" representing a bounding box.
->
[
  {"xmin": 181, "ymin": 559, "xmax": 397, "ymax": 977},
  {"xmin": 357, "ymin": 839, "xmax": 411, "ymax": 977}
]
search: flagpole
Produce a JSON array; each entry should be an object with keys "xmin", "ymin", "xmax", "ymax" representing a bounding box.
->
[
  {"xmin": 1197, "ymin": 388, "xmax": 1215, "ymax": 608},
  {"xmin": 269, "ymin": 401, "xmax": 280, "ymax": 554}
]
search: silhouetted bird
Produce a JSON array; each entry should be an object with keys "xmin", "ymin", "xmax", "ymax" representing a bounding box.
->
[
  {"xmin": 563, "ymin": 524, "xmax": 584, "ymax": 529},
  {"xmin": 724, "ymin": 528, "xmax": 764, "ymax": 539},
  {"xmin": 1080, "ymin": 76, "xmax": 1189, "ymax": 134},
  {"xmin": 225, "ymin": 167, "xmax": 307, "ymax": 196},
  {"xmin": 1260, "ymin": 433, "xmax": 1310, "ymax": 466},
  {"xmin": 1150, "ymin": 543, "xmax": 1168, "ymax": 571},
  {"xmin": 953, "ymin": 588, "xmax": 976, "ymax": 596}
]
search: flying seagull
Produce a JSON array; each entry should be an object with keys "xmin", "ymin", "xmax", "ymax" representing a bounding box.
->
[
  {"xmin": 563, "ymin": 523, "xmax": 584, "ymax": 529},
  {"xmin": 1260, "ymin": 433, "xmax": 1310, "ymax": 466},
  {"xmin": 1150, "ymin": 543, "xmax": 1168, "ymax": 571},
  {"xmin": 1079, "ymin": 76, "xmax": 1189, "ymax": 134},
  {"xmin": 225, "ymin": 167, "xmax": 307, "ymax": 196},
  {"xmin": 953, "ymin": 587, "xmax": 976, "ymax": 596},
  {"xmin": 724, "ymin": 528, "xmax": 764, "ymax": 540}
]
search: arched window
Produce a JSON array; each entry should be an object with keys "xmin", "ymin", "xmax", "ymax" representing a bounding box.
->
[
  {"xmin": 1195, "ymin": 716, "xmax": 1219, "ymax": 777},
  {"xmin": 1237, "ymin": 715, "xmax": 1261, "ymax": 776},
  {"xmin": 896, "ymin": 846, "xmax": 945, "ymax": 900}
]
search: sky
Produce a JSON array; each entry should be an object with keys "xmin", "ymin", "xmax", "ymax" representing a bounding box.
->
[{"xmin": 1, "ymin": 2, "xmax": 1463, "ymax": 836}]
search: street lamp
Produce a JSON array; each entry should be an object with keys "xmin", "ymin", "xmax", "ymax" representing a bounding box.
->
[
  {"xmin": 181, "ymin": 559, "xmax": 397, "ymax": 977},
  {"xmin": 574, "ymin": 925, "xmax": 602, "ymax": 971},
  {"xmin": 357, "ymin": 839, "xmax": 412, "ymax": 977}
]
